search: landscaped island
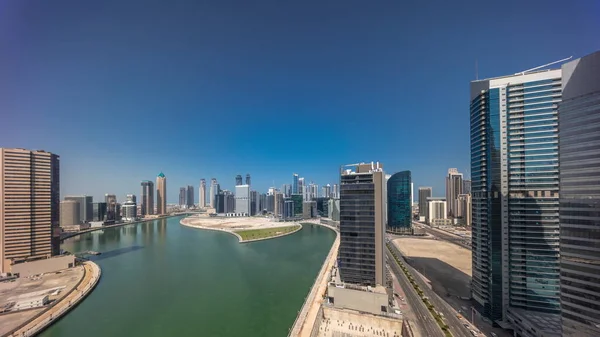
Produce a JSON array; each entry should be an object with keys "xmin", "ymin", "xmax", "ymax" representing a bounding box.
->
[
  {"xmin": 180, "ymin": 215, "xmax": 304, "ymax": 243},
  {"xmin": 235, "ymin": 224, "xmax": 301, "ymax": 242}
]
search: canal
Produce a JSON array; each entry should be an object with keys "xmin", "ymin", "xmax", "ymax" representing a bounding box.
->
[{"xmin": 40, "ymin": 216, "xmax": 336, "ymax": 337}]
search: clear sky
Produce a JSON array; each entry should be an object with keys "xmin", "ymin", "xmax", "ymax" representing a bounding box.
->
[{"xmin": 1, "ymin": 0, "xmax": 598, "ymax": 203}]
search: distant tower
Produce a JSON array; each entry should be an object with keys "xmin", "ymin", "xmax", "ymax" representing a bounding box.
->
[
  {"xmin": 246, "ymin": 173, "xmax": 251, "ymax": 186},
  {"xmin": 209, "ymin": 178, "xmax": 218, "ymax": 208},
  {"xmin": 179, "ymin": 187, "xmax": 187, "ymax": 206},
  {"xmin": 292, "ymin": 173, "xmax": 299, "ymax": 194},
  {"xmin": 156, "ymin": 172, "xmax": 167, "ymax": 215},
  {"xmin": 445, "ymin": 168, "xmax": 463, "ymax": 217},
  {"xmin": 199, "ymin": 179, "xmax": 206, "ymax": 208},
  {"xmin": 140, "ymin": 181, "xmax": 154, "ymax": 216},
  {"xmin": 235, "ymin": 174, "xmax": 243, "ymax": 186},
  {"xmin": 186, "ymin": 185, "xmax": 194, "ymax": 207}
]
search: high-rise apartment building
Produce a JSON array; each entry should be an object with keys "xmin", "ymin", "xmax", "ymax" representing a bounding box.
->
[
  {"xmin": 259, "ymin": 193, "xmax": 267, "ymax": 213},
  {"xmin": 332, "ymin": 184, "xmax": 339, "ymax": 199},
  {"xmin": 427, "ymin": 197, "xmax": 447, "ymax": 225},
  {"xmin": 209, "ymin": 178, "xmax": 218, "ymax": 208},
  {"xmin": 456, "ymin": 194, "xmax": 472, "ymax": 227},
  {"xmin": 338, "ymin": 162, "xmax": 386, "ymax": 286},
  {"xmin": 186, "ymin": 185, "xmax": 194, "ymax": 208},
  {"xmin": 298, "ymin": 178, "xmax": 305, "ymax": 198},
  {"xmin": 292, "ymin": 173, "xmax": 299, "ymax": 194},
  {"xmin": 235, "ymin": 174, "xmax": 243, "ymax": 186},
  {"xmin": 273, "ymin": 190, "xmax": 280, "ymax": 218},
  {"xmin": 282, "ymin": 184, "xmax": 292, "ymax": 198},
  {"xmin": 387, "ymin": 171, "xmax": 412, "ymax": 230},
  {"xmin": 463, "ymin": 180, "xmax": 472, "ymax": 195},
  {"xmin": 0, "ymin": 148, "xmax": 60, "ymax": 273},
  {"xmin": 156, "ymin": 172, "xmax": 167, "ymax": 215},
  {"xmin": 92, "ymin": 202, "xmax": 107, "ymax": 221},
  {"xmin": 559, "ymin": 51, "xmax": 600, "ymax": 337},
  {"xmin": 235, "ymin": 184, "xmax": 250, "ymax": 215},
  {"xmin": 60, "ymin": 200, "xmax": 80, "ymax": 227},
  {"xmin": 179, "ymin": 187, "xmax": 187, "ymax": 206},
  {"xmin": 199, "ymin": 179, "xmax": 206, "ymax": 208},
  {"xmin": 322, "ymin": 184, "xmax": 332, "ymax": 198},
  {"xmin": 140, "ymin": 180, "xmax": 154, "ymax": 216},
  {"xmin": 64, "ymin": 195, "xmax": 93, "ymax": 223},
  {"xmin": 122, "ymin": 194, "xmax": 137, "ymax": 221},
  {"xmin": 250, "ymin": 190, "xmax": 258, "ymax": 216},
  {"xmin": 104, "ymin": 194, "xmax": 117, "ymax": 221},
  {"xmin": 418, "ymin": 187, "xmax": 432, "ymax": 219},
  {"xmin": 470, "ymin": 67, "xmax": 562, "ymax": 331},
  {"xmin": 445, "ymin": 168, "xmax": 463, "ymax": 217}
]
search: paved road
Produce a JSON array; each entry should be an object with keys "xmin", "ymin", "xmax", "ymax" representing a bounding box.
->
[
  {"xmin": 389, "ymin": 244, "xmax": 476, "ymax": 337},
  {"xmin": 386, "ymin": 249, "xmax": 444, "ymax": 337}
]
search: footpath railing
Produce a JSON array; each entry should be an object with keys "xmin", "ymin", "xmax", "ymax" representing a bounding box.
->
[
  {"xmin": 7, "ymin": 261, "xmax": 102, "ymax": 337},
  {"xmin": 288, "ymin": 223, "xmax": 339, "ymax": 337}
]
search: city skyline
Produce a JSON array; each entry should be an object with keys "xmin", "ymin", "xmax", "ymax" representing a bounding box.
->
[{"xmin": 3, "ymin": 2, "xmax": 596, "ymax": 204}]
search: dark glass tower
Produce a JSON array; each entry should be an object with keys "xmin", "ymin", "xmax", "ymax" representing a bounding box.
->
[
  {"xmin": 559, "ymin": 51, "xmax": 600, "ymax": 337},
  {"xmin": 387, "ymin": 171, "xmax": 412, "ymax": 231}
]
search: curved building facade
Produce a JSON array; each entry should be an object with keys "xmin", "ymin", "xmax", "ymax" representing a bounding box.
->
[{"xmin": 387, "ymin": 171, "xmax": 412, "ymax": 230}]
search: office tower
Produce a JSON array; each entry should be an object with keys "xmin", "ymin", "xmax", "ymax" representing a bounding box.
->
[
  {"xmin": 456, "ymin": 194, "xmax": 472, "ymax": 227},
  {"xmin": 418, "ymin": 187, "xmax": 432, "ymax": 219},
  {"xmin": 156, "ymin": 172, "xmax": 167, "ymax": 215},
  {"xmin": 284, "ymin": 199, "xmax": 294, "ymax": 220},
  {"xmin": 235, "ymin": 184, "xmax": 251, "ymax": 215},
  {"xmin": 302, "ymin": 201, "xmax": 317, "ymax": 218},
  {"xmin": 298, "ymin": 178, "xmax": 305, "ymax": 198},
  {"xmin": 64, "ymin": 195, "xmax": 93, "ymax": 223},
  {"xmin": 427, "ymin": 198, "xmax": 447, "ymax": 225},
  {"xmin": 115, "ymin": 203, "xmax": 121, "ymax": 221},
  {"xmin": 209, "ymin": 178, "xmax": 218, "ymax": 208},
  {"xmin": 316, "ymin": 197, "xmax": 329, "ymax": 217},
  {"xmin": 186, "ymin": 185, "xmax": 194, "ymax": 207},
  {"xmin": 387, "ymin": 171, "xmax": 412, "ymax": 230},
  {"xmin": 105, "ymin": 194, "xmax": 117, "ymax": 221},
  {"xmin": 328, "ymin": 198, "xmax": 340, "ymax": 221},
  {"xmin": 245, "ymin": 174, "xmax": 251, "ymax": 186},
  {"xmin": 92, "ymin": 202, "xmax": 107, "ymax": 221},
  {"xmin": 179, "ymin": 187, "xmax": 187, "ymax": 206},
  {"xmin": 199, "ymin": 179, "xmax": 206, "ymax": 208},
  {"xmin": 60, "ymin": 200, "xmax": 80, "ymax": 226},
  {"xmin": 273, "ymin": 190, "xmax": 280, "ymax": 218},
  {"xmin": 266, "ymin": 194, "xmax": 274, "ymax": 213},
  {"xmin": 559, "ymin": 51, "xmax": 600, "ymax": 337},
  {"xmin": 463, "ymin": 180, "xmax": 472, "ymax": 195},
  {"xmin": 445, "ymin": 168, "xmax": 463, "ymax": 217},
  {"xmin": 291, "ymin": 194, "xmax": 303, "ymax": 216},
  {"xmin": 215, "ymin": 193, "xmax": 225, "ymax": 213},
  {"xmin": 339, "ymin": 162, "xmax": 385, "ymax": 286},
  {"xmin": 122, "ymin": 195, "xmax": 137, "ymax": 221},
  {"xmin": 322, "ymin": 184, "xmax": 332, "ymax": 198},
  {"xmin": 223, "ymin": 191, "xmax": 235, "ymax": 213},
  {"xmin": 0, "ymin": 148, "xmax": 60, "ymax": 273},
  {"xmin": 332, "ymin": 184, "xmax": 339, "ymax": 199},
  {"xmin": 259, "ymin": 193, "xmax": 267, "ymax": 213},
  {"xmin": 250, "ymin": 190, "xmax": 258, "ymax": 216},
  {"xmin": 470, "ymin": 67, "xmax": 562, "ymax": 329},
  {"xmin": 235, "ymin": 174, "xmax": 243, "ymax": 186},
  {"xmin": 140, "ymin": 180, "xmax": 154, "ymax": 216},
  {"xmin": 302, "ymin": 185, "xmax": 310, "ymax": 201},
  {"xmin": 292, "ymin": 173, "xmax": 299, "ymax": 194},
  {"xmin": 282, "ymin": 184, "xmax": 292, "ymax": 198}
]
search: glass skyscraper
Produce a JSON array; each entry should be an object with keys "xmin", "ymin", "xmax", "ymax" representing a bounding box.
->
[
  {"xmin": 387, "ymin": 171, "xmax": 412, "ymax": 230},
  {"xmin": 559, "ymin": 51, "xmax": 600, "ymax": 337},
  {"xmin": 470, "ymin": 68, "xmax": 562, "ymax": 334}
]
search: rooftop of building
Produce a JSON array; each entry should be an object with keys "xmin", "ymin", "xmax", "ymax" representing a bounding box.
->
[
  {"xmin": 157, "ymin": 172, "xmax": 165, "ymax": 178},
  {"xmin": 507, "ymin": 307, "xmax": 562, "ymax": 337}
]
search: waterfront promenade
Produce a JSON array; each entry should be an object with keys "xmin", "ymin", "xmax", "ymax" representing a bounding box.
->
[
  {"xmin": 289, "ymin": 220, "xmax": 340, "ymax": 337},
  {"xmin": 5, "ymin": 261, "xmax": 101, "ymax": 337}
]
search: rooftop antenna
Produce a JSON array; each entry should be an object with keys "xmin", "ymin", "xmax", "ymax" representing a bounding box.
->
[{"xmin": 514, "ymin": 56, "xmax": 573, "ymax": 76}]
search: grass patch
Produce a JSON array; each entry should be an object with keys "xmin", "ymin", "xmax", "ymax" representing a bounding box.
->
[{"xmin": 234, "ymin": 224, "xmax": 301, "ymax": 241}]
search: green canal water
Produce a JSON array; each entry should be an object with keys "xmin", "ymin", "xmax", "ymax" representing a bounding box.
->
[{"xmin": 40, "ymin": 216, "xmax": 336, "ymax": 337}]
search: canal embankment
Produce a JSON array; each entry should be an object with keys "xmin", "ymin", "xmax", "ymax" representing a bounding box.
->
[{"xmin": 288, "ymin": 221, "xmax": 340, "ymax": 337}]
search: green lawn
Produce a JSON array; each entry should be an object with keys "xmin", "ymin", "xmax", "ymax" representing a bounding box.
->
[{"xmin": 234, "ymin": 224, "xmax": 301, "ymax": 241}]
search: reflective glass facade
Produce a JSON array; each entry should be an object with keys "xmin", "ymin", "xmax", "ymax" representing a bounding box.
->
[
  {"xmin": 387, "ymin": 171, "xmax": 412, "ymax": 229},
  {"xmin": 559, "ymin": 52, "xmax": 600, "ymax": 337}
]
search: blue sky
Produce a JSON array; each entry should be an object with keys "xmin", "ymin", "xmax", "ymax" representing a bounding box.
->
[{"xmin": 1, "ymin": 0, "xmax": 598, "ymax": 203}]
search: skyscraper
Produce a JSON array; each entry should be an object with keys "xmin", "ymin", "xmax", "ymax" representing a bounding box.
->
[
  {"xmin": 141, "ymin": 180, "xmax": 154, "ymax": 216},
  {"xmin": 199, "ymin": 179, "xmax": 206, "ymax": 208},
  {"xmin": 298, "ymin": 177, "xmax": 305, "ymax": 198},
  {"xmin": 387, "ymin": 171, "xmax": 412, "ymax": 231},
  {"xmin": 445, "ymin": 168, "xmax": 463, "ymax": 217},
  {"xmin": 209, "ymin": 178, "xmax": 218, "ymax": 208},
  {"xmin": 179, "ymin": 187, "xmax": 187, "ymax": 206},
  {"xmin": 235, "ymin": 184, "xmax": 250, "ymax": 215},
  {"xmin": 122, "ymin": 194, "xmax": 137, "ymax": 221},
  {"xmin": 250, "ymin": 190, "xmax": 258, "ymax": 216},
  {"xmin": 322, "ymin": 184, "xmax": 332, "ymax": 198},
  {"xmin": 0, "ymin": 148, "xmax": 60, "ymax": 273},
  {"xmin": 156, "ymin": 172, "xmax": 167, "ymax": 215},
  {"xmin": 292, "ymin": 173, "xmax": 299, "ymax": 194},
  {"xmin": 418, "ymin": 187, "xmax": 432, "ymax": 219},
  {"xmin": 235, "ymin": 174, "xmax": 243, "ymax": 186},
  {"xmin": 245, "ymin": 173, "xmax": 251, "ymax": 186},
  {"xmin": 470, "ymin": 67, "xmax": 562, "ymax": 329},
  {"xmin": 463, "ymin": 180, "xmax": 472, "ymax": 195},
  {"xmin": 64, "ymin": 195, "xmax": 93, "ymax": 223},
  {"xmin": 332, "ymin": 184, "xmax": 339, "ymax": 199},
  {"xmin": 559, "ymin": 51, "xmax": 600, "ymax": 337},
  {"xmin": 282, "ymin": 184, "xmax": 292, "ymax": 198},
  {"xmin": 104, "ymin": 194, "xmax": 117, "ymax": 221},
  {"xmin": 60, "ymin": 200, "xmax": 80, "ymax": 227},
  {"xmin": 339, "ymin": 162, "xmax": 386, "ymax": 286},
  {"xmin": 92, "ymin": 202, "xmax": 107, "ymax": 221},
  {"xmin": 456, "ymin": 194, "xmax": 472, "ymax": 227},
  {"xmin": 186, "ymin": 185, "xmax": 194, "ymax": 207}
]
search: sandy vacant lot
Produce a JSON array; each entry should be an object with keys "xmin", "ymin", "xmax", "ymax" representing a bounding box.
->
[
  {"xmin": 393, "ymin": 237, "xmax": 472, "ymax": 298},
  {"xmin": 180, "ymin": 214, "xmax": 297, "ymax": 230}
]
